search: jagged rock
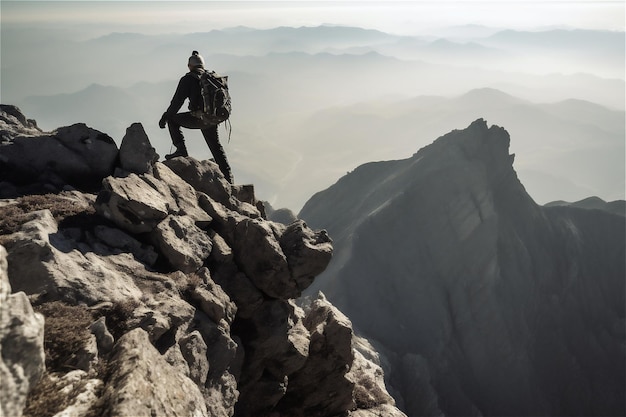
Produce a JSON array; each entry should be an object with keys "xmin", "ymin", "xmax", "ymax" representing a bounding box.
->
[
  {"xmin": 0, "ymin": 104, "xmax": 41, "ymax": 135},
  {"xmin": 212, "ymin": 263, "xmax": 265, "ymax": 319},
  {"xmin": 164, "ymin": 157, "xmax": 234, "ymax": 205},
  {"xmin": 39, "ymin": 371, "xmax": 103, "ymax": 417},
  {"xmin": 0, "ymin": 107, "xmax": 117, "ymax": 193},
  {"xmin": 89, "ymin": 316, "xmax": 115, "ymax": 354},
  {"xmin": 3, "ymin": 208, "xmax": 196, "ymax": 345},
  {"xmin": 118, "ymin": 122, "xmax": 159, "ymax": 174},
  {"xmin": 189, "ymin": 267, "xmax": 237, "ymax": 326},
  {"xmin": 3, "ymin": 209, "xmax": 144, "ymax": 304},
  {"xmin": 96, "ymin": 161, "xmax": 213, "ymax": 236},
  {"xmin": 209, "ymin": 230, "xmax": 234, "ymax": 263},
  {"xmin": 91, "ymin": 224, "xmax": 158, "ymax": 266},
  {"xmin": 100, "ymin": 328, "xmax": 210, "ymax": 417},
  {"xmin": 277, "ymin": 292, "xmax": 355, "ymax": 416},
  {"xmin": 0, "ymin": 116, "xmax": 407, "ymax": 417},
  {"xmin": 95, "ymin": 174, "xmax": 170, "ymax": 234},
  {"xmin": 179, "ymin": 330, "xmax": 210, "ymax": 386},
  {"xmin": 202, "ymin": 195, "xmax": 332, "ymax": 300},
  {"xmin": 279, "ymin": 219, "xmax": 333, "ymax": 293},
  {"xmin": 164, "ymin": 157, "xmax": 262, "ymax": 218},
  {"xmin": 348, "ymin": 350, "xmax": 396, "ymax": 409},
  {"xmin": 205, "ymin": 372, "xmax": 239, "ymax": 417},
  {"xmin": 348, "ymin": 404, "xmax": 410, "ymax": 417},
  {"xmin": 0, "ymin": 245, "xmax": 46, "ymax": 417},
  {"xmin": 236, "ymin": 299, "xmax": 310, "ymax": 416},
  {"xmin": 152, "ymin": 162, "xmax": 213, "ymax": 225},
  {"xmin": 232, "ymin": 218, "xmax": 296, "ymax": 299},
  {"xmin": 151, "ymin": 215, "xmax": 212, "ymax": 273}
]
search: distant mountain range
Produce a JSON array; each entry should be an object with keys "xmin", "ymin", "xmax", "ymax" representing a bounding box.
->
[
  {"xmin": 4, "ymin": 25, "xmax": 623, "ymax": 102},
  {"xmin": 545, "ymin": 196, "xmax": 625, "ymax": 217},
  {"xmin": 18, "ymin": 84, "xmax": 625, "ymax": 211},
  {"xmin": 299, "ymin": 119, "xmax": 625, "ymax": 416},
  {"xmin": 6, "ymin": 24, "xmax": 624, "ymax": 210}
]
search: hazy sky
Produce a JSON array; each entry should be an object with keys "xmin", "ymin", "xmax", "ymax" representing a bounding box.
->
[{"xmin": 3, "ymin": 1, "xmax": 624, "ymax": 37}]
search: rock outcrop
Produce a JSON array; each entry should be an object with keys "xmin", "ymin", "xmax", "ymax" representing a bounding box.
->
[
  {"xmin": 0, "ymin": 105, "xmax": 406, "ymax": 417},
  {"xmin": 299, "ymin": 119, "xmax": 626, "ymax": 416},
  {"xmin": 0, "ymin": 246, "xmax": 46, "ymax": 417}
]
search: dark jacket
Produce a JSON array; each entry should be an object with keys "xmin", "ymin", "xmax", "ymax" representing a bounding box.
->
[{"xmin": 164, "ymin": 70, "xmax": 203, "ymax": 118}]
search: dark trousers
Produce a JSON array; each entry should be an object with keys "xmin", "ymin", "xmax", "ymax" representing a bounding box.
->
[{"xmin": 167, "ymin": 112, "xmax": 233, "ymax": 183}]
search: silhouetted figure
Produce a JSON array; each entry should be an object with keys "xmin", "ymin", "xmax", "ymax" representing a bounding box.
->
[{"xmin": 159, "ymin": 51, "xmax": 233, "ymax": 183}]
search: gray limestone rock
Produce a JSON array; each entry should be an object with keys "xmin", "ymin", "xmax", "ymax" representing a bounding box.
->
[
  {"xmin": 232, "ymin": 218, "xmax": 295, "ymax": 299},
  {"xmin": 3, "ymin": 209, "xmax": 144, "ymax": 304},
  {"xmin": 236, "ymin": 299, "xmax": 309, "ymax": 416},
  {"xmin": 118, "ymin": 122, "xmax": 159, "ymax": 174},
  {"xmin": 189, "ymin": 267, "xmax": 237, "ymax": 326},
  {"xmin": 89, "ymin": 316, "xmax": 115, "ymax": 355},
  {"xmin": 0, "ymin": 245, "xmax": 46, "ymax": 417},
  {"xmin": 37, "ymin": 371, "xmax": 103, "ymax": 417},
  {"xmin": 92, "ymin": 224, "xmax": 158, "ymax": 266},
  {"xmin": 95, "ymin": 174, "xmax": 169, "ymax": 234},
  {"xmin": 100, "ymin": 328, "xmax": 210, "ymax": 417},
  {"xmin": 279, "ymin": 219, "xmax": 333, "ymax": 293},
  {"xmin": 151, "ymin": 215, "xmax": 212, "ymax": 273},
  {"xmin": 277, "ymin": 292, "xmax": 355, "ymax": 416},
  {"xmin": 0, "ymin": 111, "xmax": 408, "ymax": 417},
  {"xmin": 152, "ymin": 162, "xmax": 213, "ymax": 225},
  {"xmin": 0, "ymin": 109, "xmax": 117, "ymax": 191},
  {"xmin": 179, "ymin": 330, "xmax": 210, "ymax": 386},
  {"xmin": 164, "ymin": 157, "xmax": 263, "ymax": 218}
]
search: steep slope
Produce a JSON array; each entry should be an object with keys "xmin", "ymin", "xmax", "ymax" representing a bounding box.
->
[
  {"xmin": 0, "ymin": 106, "xmax": 406, "ymax": 417},
  {"xmin": 299, "ymin": 119, "xmax": 625, "ymax": 416}
]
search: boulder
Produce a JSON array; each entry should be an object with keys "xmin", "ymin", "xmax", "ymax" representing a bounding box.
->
[
  {"xmin": 188, "ymin": 267, "xmax": 236, "ymax": 326},
  {"xmin": 100, "ymin": 328, "xmax": 210, "ymax": 417},
  {"xmin": 0, "ymin": 245, "xmax": 46, "ymax": 417},
  {"xmin": 151, "ymin": 215, "xmax": 212, "ymax": 273},
  {"xmin": 0, "ymin": 104, "xmax": 41, "ymax": 134},
  {"xmin": 164, "ymin": 157, "xmax": 262, "ymax": 218},
  {"xmin": 277, "ymin": 292, "xmax": 355, "ymax": 416},
  {"xmin": 236, "ymin": 299, "xmax": 309, "ymax": 416},
  {"xmin": 118, "ymin": 122, "xmax": 159, "ymax": 175},
  {"xmin": 95, "ymin": 174, "xmax": 169, "ymax": 234},
  {"xmin": 179, "ymin": 330, "xmax": 210, "ymax": 386},
  {"xmin": 3, "ymin": 209, "xmax": 144, "ymax": 304},
  {"xmin": 46, "ymin": 371, "xmax": 103, "ymax": 417},
  {"xmin": 232, "ymin": 218, "xmax": 295, "ymax": 299},
  {"xmin": 279, "ymin": 219, "xmax": 333, "ymax": 292},
  {"xmin": 152, "ymin": 162, "xmax": 212, "ymax": 225},
  {"xmin": 0, "ymin": 109, "xmax": 117, "ymax": 192}
]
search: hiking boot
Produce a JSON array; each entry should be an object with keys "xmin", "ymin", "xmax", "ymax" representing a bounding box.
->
[{"xmin": 165, "ymin": 147, "xmax": 188, "ymax": 160}]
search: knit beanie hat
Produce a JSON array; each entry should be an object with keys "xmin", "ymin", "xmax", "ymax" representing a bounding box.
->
[{"xmin": 188, "ymin": 51, "xmax": 205, "ymax": 68}]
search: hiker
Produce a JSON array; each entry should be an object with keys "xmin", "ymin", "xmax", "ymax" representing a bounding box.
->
[{"xmin": 159, "ymin": 51, "xmax": 233, "ymax": 183}]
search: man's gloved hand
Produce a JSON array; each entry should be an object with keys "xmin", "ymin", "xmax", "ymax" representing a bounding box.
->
[{"xmin": 159, "ymin": 113, "xmax": 167, "ymax": 129}]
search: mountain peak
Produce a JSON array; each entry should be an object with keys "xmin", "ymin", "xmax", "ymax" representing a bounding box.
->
[{"xmin": 299, "ymin": 117, "xmax": 625, "ymax": 416}]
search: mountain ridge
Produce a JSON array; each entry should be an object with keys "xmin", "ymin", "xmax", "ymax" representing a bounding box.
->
[
  {"xmin": 0, "ymin": 105, "xmax": 408, "ymax": 417},
  {"xmin": 299, "ymin": 119, "xmax": 625, "ymax": 416}
]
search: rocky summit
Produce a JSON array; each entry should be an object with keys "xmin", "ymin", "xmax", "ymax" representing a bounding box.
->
[
  {"xmin": 0, "ymin": 105, "xmax": 407, "ymax": 417},
  {"xmin": 299, "ymin": 119, "xmax": 625, "ymax": 416}
]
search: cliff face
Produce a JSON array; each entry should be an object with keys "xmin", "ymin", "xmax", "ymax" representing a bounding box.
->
[
  {"xmin": 300, "ymin": 119, "xmax": 625, "ymax": 416},
  {"xmin": 0, "ymin": 105, "xmax": 406, "ymax": 417}
]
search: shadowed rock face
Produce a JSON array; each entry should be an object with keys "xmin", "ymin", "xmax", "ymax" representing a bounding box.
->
[
  {"xmin": 300, "ymin": 119, "xmax": 625, "ymax": 417},
  {"xmin": 0, "ymin": 106, "xmax": 406, "ymax": 417}
]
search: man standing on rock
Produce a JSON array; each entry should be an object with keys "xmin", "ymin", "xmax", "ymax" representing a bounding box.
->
[{"xmin": 159, "ymin": 51, "xmax": 234, "ymax": 183}]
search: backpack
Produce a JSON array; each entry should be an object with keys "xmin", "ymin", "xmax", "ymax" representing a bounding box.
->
[{"xmin": 194, "ymin": 70, "xmax": 232, "ymax": 124}]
